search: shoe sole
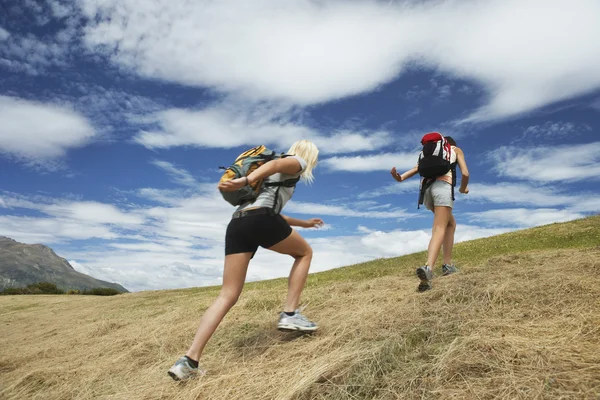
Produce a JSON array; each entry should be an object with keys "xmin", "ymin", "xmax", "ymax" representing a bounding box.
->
[
  {"xmin": 168, "ymin": 369, "xmax": 200, "ymax": 381},
  {"xmin": 277, "ymin": 323, "xmax": 318, "ymax": 332},
  {"xmin": 168, "ymin": 371, "xmax": 181, "ymax": 381},
  {"xmin": 416, "ymin": 268, "xmax": 431, "ymax": 282},
  {"xmin": 417, "ymin": 283, "xmax": 432, "ymax": 292}
]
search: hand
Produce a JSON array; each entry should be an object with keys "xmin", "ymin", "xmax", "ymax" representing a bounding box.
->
[
  {"xmin": 304, "ymin": 218, "xmax": 324, "ymax": 228},
  {"xmin": 390, "ymin": 167, "xmax": 403, "ymax": 182},
  {"xmin": 459, "ymin": 186, "xmax": 469, "ymax": 194},
  {"xmin": 218, "ymin": 177, "xmax": 248, "ymax": 192}
]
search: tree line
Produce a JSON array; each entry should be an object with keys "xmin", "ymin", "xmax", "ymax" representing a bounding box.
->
[{"xmin": 0, "ymin": 282, "xmax": 121, "ymax": 296}]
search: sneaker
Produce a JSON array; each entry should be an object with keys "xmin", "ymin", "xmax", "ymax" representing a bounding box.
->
[
  {"xmin": 278, "ymin": 310, "xmax": 318, "ymax": 332},
  {"xmin": 168, "ymin": 356, "xmax": 204, "ymax": 381},
  {"xmin": 416, "ymin": 265, "xmax": 433, "ymax": 292},
  {"xmin": 442, "ymin": 263, "xmax": 459, "ymax": 276}
]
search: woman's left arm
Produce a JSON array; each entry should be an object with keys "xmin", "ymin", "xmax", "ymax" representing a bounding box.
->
[{"xmin": 218, "ymin": 157, "xmax": 302, "ymax": 191}]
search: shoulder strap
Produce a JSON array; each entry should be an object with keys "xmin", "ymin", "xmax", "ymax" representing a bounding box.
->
[
  {"xmin": 264, "ymin": 177, "xmax": 300, "ymax": 187},
  {"xmin": 450, "ymin": 162, "xmax": 457, "ymax": 201},
  {"xmin": 267, "ymin": 177, "xmax": 300, "ymax": 213}
]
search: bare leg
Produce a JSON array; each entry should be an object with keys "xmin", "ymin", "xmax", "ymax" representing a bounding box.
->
[
  {"xmin": 426, "ymin": 206, "xmax": 452, "ymax": 267},
  {"xmin": 185, "ymin": 252, "xmax": 253, "ymax": 361},
  {"xmin": 268, "ymin": 230, "xmax": 313, "ymax": 312},
  {"xmin": 442, "ymin": 213, "xmax": 456, "ymax": 265}
]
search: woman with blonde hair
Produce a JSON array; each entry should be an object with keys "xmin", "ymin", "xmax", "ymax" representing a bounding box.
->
[{"xmin": 169, "ymin": 140, "xmax": 323, "ymax": 381}]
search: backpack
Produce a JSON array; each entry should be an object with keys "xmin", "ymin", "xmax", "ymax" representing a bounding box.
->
[
  {"xmin": 417, "ymin": 132, "xmax": 452, "ymax": 178},
  {"xmin": 417, "ymin": 132, "xmax": 456, "ymax": 208},
  {"xmin": 219, "ymin": 145, "xmax": 300, "ymax": 207}
]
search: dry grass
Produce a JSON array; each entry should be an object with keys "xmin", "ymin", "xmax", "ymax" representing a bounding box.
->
[{"xmin": 1, "ymin": 217, "xmax": 600, "ymax": 400}]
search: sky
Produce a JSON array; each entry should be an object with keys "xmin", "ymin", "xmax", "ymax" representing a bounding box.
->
[{"xmin": 0, "ymin": 0, "xmax": 599, "ymax": 292}]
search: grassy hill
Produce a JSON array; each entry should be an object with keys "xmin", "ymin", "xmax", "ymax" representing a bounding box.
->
[{"xmin": 1, "ymin": 216, "xmax": 599, "ymax": 399}]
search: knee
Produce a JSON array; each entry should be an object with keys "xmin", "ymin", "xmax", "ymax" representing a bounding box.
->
[
  {"xmin": 294, "ymin": 245, "xmax": 313, "ymax": 260},
  {"xmin": 217, "ymin": 288, "xmax": 242, "ymax": 307}
]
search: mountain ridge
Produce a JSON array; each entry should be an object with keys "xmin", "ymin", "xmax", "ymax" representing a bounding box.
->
[{"xmin": 0, "ymin": 236, "xmax": 128, "ymax": 293}]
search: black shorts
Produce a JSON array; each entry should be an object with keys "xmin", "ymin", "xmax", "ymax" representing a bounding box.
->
[{"xmin": 225, "ymin": 209, "xmax": 292, "ymax": 257}]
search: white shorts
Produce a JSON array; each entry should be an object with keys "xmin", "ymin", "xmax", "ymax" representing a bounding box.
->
[{"xmin": 423, "ymin": 180, "xmax": 454, "ymax": 210}]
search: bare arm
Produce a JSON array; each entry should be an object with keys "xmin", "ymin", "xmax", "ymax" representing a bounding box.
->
[
  {"xmin": 248, "ymin": 158, "xmax": 302, "ymax": 185},
  {"xmin": 218, "ymin": 157, "xmax": 302, "ymax": 191},
  {"xmin": 281, "ymin": 214, "xmax": 324, "ymax": 228},
  {"xmin": 391, "ymin": 165, "xmax": 418, "ymax": 182},
  {"xmin": 454, "ymin": 147, "xmax": 470, "ymax": 193}
]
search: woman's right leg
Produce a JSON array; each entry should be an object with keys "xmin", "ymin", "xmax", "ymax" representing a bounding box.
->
[{"xmin": 185, "ymin": 252, "xmax": 253, "ymax": 362}]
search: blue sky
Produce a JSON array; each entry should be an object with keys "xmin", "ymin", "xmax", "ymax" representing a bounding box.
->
[{"xmin": 1, "ymin": 0, "xmax": 599, "ymax": 291}]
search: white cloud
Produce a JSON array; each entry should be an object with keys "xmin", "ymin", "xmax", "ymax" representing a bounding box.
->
[
  {"xmin": 523, "ymin": 122, "xmax": 581, "ymax": 138},
  {"xmin": 467, "ymin": 183, "xmax": 600, "ymax": 214},
  {"xmin": 0, "ymin": 193, "xmax": 145, "ymax": 243},
  {"xmin": 42, "ymin": 201, "xmax": 144, "ymax": 227},
  {"xmin": 404, "ymin": 78, "xmax": 454, "ymax": 101},
  {"xmin": 467, "ymin": 183, "xmax": 575, "ymax": 207},
  {"xmin": 0, "ymin": 26, "xmax": 10, "ymax": 41},
  {"xmin": 81, "ymin": 0, "xmax": 600, "ymax": 121},
  {"xmin": 65, "ymin": 85, "xmax": 162, "ymax": 135},
  {"xmin": 135, "ymin": 105, "xmax": 391, "ymax": 154},
  {"xmin": 321, "ymin": 152, "xmax": 417, "ymax": 172},
  {"xmin": 510, "ymin": 122, "xmax": 589, "ymax": 145},
  {"xmin": 466, "ymin": 208, "xmax": 585, "ymax": 228},
  {"xmin": 151, "ymin": 160, "xmax": 199, "ymax": 188},
  {"xmin": 358, "ymin": 180, "xmax": 421, "ymax": 199},
  {"xmin": 69, "ymin": 254, "xmax": 225, "ymax": 292},
  {"xmin": 568, "ymin": 196, "xmax": 600, "ymax": 214},
  {"xmin": 0, "ymin": 215, "xmax": 117, "ymax": 243},
  {"xmin": 136, "ymin": 188, "xmax": 187, "ymax": 206},
  {"xmin": 0, "ymin": 96, "xmax": 96, "ymax": 162},
  {"xmin": 489, "ymin": 142, "xmax": 600, "ymax": 182},
  {"xmin": 286, "ymin": 201, "xmax": 411, "ymax": 219},
  {"xmin": 0, "ymin": 23, "xmax": 76, "ymax": 74}
]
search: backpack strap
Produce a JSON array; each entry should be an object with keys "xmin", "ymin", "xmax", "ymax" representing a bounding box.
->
[
  {"xmin": 450, "ymin": 162, "xmax": 457, "ymax": 201},
  {"xmin": 263, "ymin": 177, "xmax": 300, "ymax": 188},
  {"xmin": 418, "ymin": 178, "xmax": 435, "ymax": 209},
  {"xmin": 265, "ymin": 177, "xmax": 300, "ymax": 213}
]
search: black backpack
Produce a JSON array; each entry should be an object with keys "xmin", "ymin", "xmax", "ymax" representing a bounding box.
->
[
  {"xmin": 418, "ymin": 132, "xmax": 452, "ymax": 178},
  {"xmin": 417, "ymin": 132, "xmax": 456, "ymax": 208}
]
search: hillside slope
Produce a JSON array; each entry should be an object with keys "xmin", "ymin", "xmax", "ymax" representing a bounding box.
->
[
  {"xmin": 1, "ymin": 216, "xmax": 599, "ymax": 399},
  {"xmin": 0, "ymin": 237, "xmax": 128, "ymax": 293}
]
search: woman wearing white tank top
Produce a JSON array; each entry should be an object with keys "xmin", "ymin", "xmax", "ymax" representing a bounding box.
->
[{"xmin": 390, "ymin": 136, "xmax": 470, "ymax": 292}]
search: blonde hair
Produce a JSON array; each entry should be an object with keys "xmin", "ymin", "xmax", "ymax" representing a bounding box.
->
[{"xmin": 287, "ymin": 140, "xmax": 319, "ymax": 184}]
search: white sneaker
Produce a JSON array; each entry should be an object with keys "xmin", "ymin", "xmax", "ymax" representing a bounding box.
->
[
  {"xmin": 168, "ymin": 356, "xmax": 204, "ymax": 381},
  {"xmin": 277, "ymin": 310, "xmax": 318, "ymax": 332}
]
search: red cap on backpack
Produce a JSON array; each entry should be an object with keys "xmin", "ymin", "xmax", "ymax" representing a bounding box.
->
[{"xmin": 421, "ymin": 132, "xmax": 443, "ymax": 145}]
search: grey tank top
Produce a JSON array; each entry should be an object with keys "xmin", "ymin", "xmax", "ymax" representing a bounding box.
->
[{"xmin": 237, "ymin": 156, "xmax": 307, "ymax": 214}]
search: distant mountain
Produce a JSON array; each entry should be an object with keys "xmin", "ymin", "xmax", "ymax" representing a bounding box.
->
[{"xmin": 0, "ymin": 237, "xmax": 128, "ymax": 293}]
